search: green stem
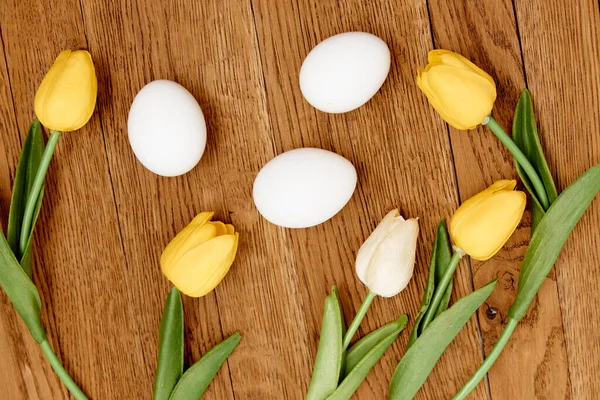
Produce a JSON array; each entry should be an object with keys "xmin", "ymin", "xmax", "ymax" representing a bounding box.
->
[
  {"xmin": 40, "ymin": 340, "xmax": 89, "ymax": 400},
  {"xmin": 19, "ymin": 130, "xmax": 61, "ymax": 254},
  {"xmin": 342, "ymin": 290, "xmax": 376, "ymax": 349},
  {"xmin": 485, "ymin": 116, "xmax": 549, "ymax": 209},
  {"xmin": 452, "ymin": 318, "xmax": 519, "ymax": 400},
  {"xmin": 420, "ymin": 250, "xmax": 464, "ymax": 331}
]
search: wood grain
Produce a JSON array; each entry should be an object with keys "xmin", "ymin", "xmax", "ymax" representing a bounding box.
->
[
  {"xmin": 0, "ymin": 0, "xmax": 598, "ymax": 399},
  {"xmin": 515, "ymin": 0, "xmax": 600, "ymax": 397},
  {"xmin": 426, "ymin": 0, "xmax": 571, "ymax": 398}
]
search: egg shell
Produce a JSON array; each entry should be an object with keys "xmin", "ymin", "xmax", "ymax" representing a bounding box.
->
[
  {"xmin": 300, "ymin": 32, "xmax": 391, "ymax": 113},
  {"xmin": 253, "ymin": 148, "xmax": 357, "ymax": 228},
  {"xmin": 128, "ymin": 80, "xmax": 207, "ymax": 177}
]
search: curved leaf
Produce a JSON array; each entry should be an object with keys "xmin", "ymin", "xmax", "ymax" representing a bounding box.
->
[
  {"xmin": 154, "ymin": 287, "xmax": 184, "ymax": 400},
  {"xmin": 169, "ymin": 332, "xmax": 241, "ymax": 400},
  {"xmin": 306, "ymin": 287, "xmax": 344, "ymax": 400},
  {"xmin": 8, "ymin": 119, "xmax": 45, "ymax": 273},
  {"xmin": 509, "ymin": 163, "xmax": 600, "ymax": 321},
  {"xmin": 513, "ymin": 89, "xmax": 558, "ymax": 214},
  {"xmin": 0, "ymin": 231, "xmax": 45, "ymax": 343},
  {"xmin": 407, "ymin": 221, "xmax": 452, "ymax": 348},
  {"xmin": 327, "ymin": 317, "xmax": 406, "ymax": 400},
  {"xmin": 389, "ymin": 280, "xmax": 497, "ymax": 400},
  {"xmin": 345, "ymin": 315, "xmax": 407, "ymax": 376}
]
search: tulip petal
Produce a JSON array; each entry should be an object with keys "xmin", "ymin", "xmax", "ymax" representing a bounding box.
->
[
  {"xmin": 417, "ymin": 69, "xmax": 465, "ymax": 129},
  {"xmin": 160, "ymin": 212, "xmax": 215, "ymax": 274},
  {"xmin": 449, "ymin": 180, "xmax": 516, "ymax": 229},
  {"xmin": 188, "ymin": 234, "xmax": 239, "ymax": 297},
  {"xmin": 355, "ymin": 209, "xmax": 401, "ymax": 283},
  {"xmin": 168, "ymin": 234, "xmax": 238, "ymax": 297},
  {"xmin": 423, "ymin": 65, "xmax": 496, "ymax": 129},
  {"xmin": 451, "ymin": 190, "xmax": 526, "ymax": 260},
  {"xmin": 363, "ymin": 218, "xmax": 419, "ymax": 297},
  {"xmin": 428, "ymin": 50, "xmax": 495, "ymax": 87},
  {"xmin": 211, "ymin": 221, "xmax": 228, "ymax": 236},
  {"xmin": 225, "ymin": 224, "xmax": 235, "ymax": 235}
]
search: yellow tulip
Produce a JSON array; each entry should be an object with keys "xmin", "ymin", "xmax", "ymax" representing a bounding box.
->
[
  {"xmin": 417, "ymin": 49, "xmax": 497, "ymax": 130},
  {"xmin": 450, "ymin": 180, "xmax": 526, "ymax": 261},
  {"xmin": 34, "ymin": 50, "xmax": 97, "ymax": 132},
  {"xmin": 161, "ymin": 212, "xmax": 239, "ymax": 297}
]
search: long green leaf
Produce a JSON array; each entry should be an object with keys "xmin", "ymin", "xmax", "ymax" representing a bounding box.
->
[
  {"xmin": 389, "ymin": 280, "xmax": 497, "ymax": 400},
  {"xmin": 306, "ymin": 286, "xmax": 344, "ymax": 400},
  {"xmin": 169, "ymin": 332, "xmax": 241, "ymax": 400},
  {"xmin": 0, "ymin": 231, "xmax": 45, "ymax": 343},
  {"xmin": 327, "ymin": 318, "xmax": 406, "ymax": 400},
  {"xmin": 7, "ymin": 120, "xmax": 45, "ymax": 266},
  {"xmin": 18, "ymin": 188, "xmax": 44, "ymax": 278},
  {"xmin": 509, "ymin": 163, "xmax": 600, "ymax": 321},
  {"xmin": 513, "ymin": 89, "xmax": 558, "ymax": 215},
  {"xmin": 407, "ymin": 221, "xmax": 452, "ymax": 348},
  {"xmin": 154, "ymin": 287, "xmax": 184, "ymax": 400},
  {"xmin": 345, "ymin": 315, "xmax": 408, "ymax": 376}
]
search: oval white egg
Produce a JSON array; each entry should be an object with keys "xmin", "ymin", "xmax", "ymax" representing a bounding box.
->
[
  {"xmin": 253, "ymin": 148, "xmax": 357, "ymax": 228},
  {"xmin": 128, "ymin": 80, "xmax": 207, "ymax": 177},
  {"xmin": 300, "ymin": 32, "xmax": 391, "ymax": 113}
]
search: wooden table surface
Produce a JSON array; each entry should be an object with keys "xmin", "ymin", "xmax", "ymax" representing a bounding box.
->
[{"xmin": 0, "ymin": 0, "xmax": 598, "ymax": 399}]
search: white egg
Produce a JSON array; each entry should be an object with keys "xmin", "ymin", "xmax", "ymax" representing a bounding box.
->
[
  {"xmin": 253, "ymin": 148, "xmax": 357, "ymax": 228},
  {"xmin": 300, "ymin": 32, "xmax": 391, "ymax": 113},
  {"xmin": 128, "ymin": 80, "xmax": 207, "ymax": 177}
]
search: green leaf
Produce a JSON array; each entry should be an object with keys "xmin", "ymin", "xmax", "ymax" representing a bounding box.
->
[
  {"xmin": 326, "ymin": 317, "xmax": 406, "ymax": 400},
  {"xmin": 0, "ymin": 230, "xmax": 46, "ymax": 343},
  {"xmin": 7, "ymin": 119, "xmax": 45, "ymax": 267},
  {"xmin": 154, "ymin": 287, "xmax": 184, "ymax": 400},
  {"xmin": 18, "ymin": 187, "xmax": 44, "ymax": 277},
  {"xmin": 407, "ymin": 221, "xmax": 452, "ymax": 348},
  {"xmin": 508, "ymin": 163, "xmax": 600, "ymax": 321},
  {"xmin": 169, "ymin": 332, "xmax": 241, "ymax": 400},
  {"xmin": 344, "ymin": 315, "xmax": 407, "ymax": 377},
  {"xmin": 306, "ymin": 287, "xmax": 344, "ymax": 400},
  {"xmin": 389, "ymin": 280, "xmax": 497, "ymax": 400},
  {"xmin": 513, "ymin": 89, "xmax": 558, "ymax": 213}
]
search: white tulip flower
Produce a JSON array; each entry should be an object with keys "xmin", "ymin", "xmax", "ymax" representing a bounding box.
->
[{"xmin": 355, "ymin": 209, "xmax": 419, "ymax": 297}]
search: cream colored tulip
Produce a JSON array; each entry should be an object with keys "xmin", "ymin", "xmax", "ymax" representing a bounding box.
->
[{"xmin": 355, "ymin": 210, "xmax": 419, "ymax": 297}]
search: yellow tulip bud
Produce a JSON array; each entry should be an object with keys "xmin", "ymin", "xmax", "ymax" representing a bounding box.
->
[
  {"xmin": 161, "ymin": 212, "xmax": 239, "ymax": 297},
  {"xmin": 417, "ymin": 50, "xmax": 496, "ymax": 130},
  {"xmin": 34, "ymin": 50, "xmax": 98, "ymax": 132},
  {"xmin": 450, "ymin": 180, "xmax": 526, "ymax": 261}
]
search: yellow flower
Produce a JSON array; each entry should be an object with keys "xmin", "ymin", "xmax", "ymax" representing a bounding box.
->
[
  {"xmin": 450, "ymin": 180, "xmax": 526, "ymax": 261},
  {"xmin": 34, "ymin": 50, "xmax": 97, "ymax": 132},
  {"xmin": 161, "ymin": 212, "xmax": 239, "ymax": 297},
  {"xmin": 417, "ymin": 49, "xmax": 497, "ymax": 130}
]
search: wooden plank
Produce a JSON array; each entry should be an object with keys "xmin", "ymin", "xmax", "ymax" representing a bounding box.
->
[
  {"xmin": 515, "ymin": 0, "xmax": 600, "ymax": 397},
  {"xmin": 426, "ymin": 0, "xmax": 571, "ymax": 398},
  {"xmin": 0, "ymin": 27, "xmax": 68, "ymax": 400},
  {"xmin": 0, "ymin": 0, "xmax": 146, "ymax": 398},
  {"xmin": 76, "ymin": 0, "xmax": 293, "ymax": 398},
  {"xmin": 249, "ymin": 0, "xmax": 487, "ymax": 398}
]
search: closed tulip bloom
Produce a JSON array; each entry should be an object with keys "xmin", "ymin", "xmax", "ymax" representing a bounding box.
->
[
  {"xmin": 417, "ymin": 49, "xmax": 496, "ymax": 130},
  {"xmin": 450, "ymin": 180, "xmax": 526, "ymax": 261},
  {"xmin": 355, "ymin": 209, "xmax": 419, "ymax": 297},
  {"xmin": 161, "ymin": 212, "xmax": 239, "ymax": 297},
  {"xmin": 34, "ymin": 50, "xmax": 97, "ymax": 132}
]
